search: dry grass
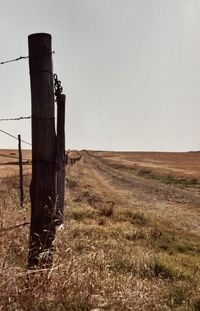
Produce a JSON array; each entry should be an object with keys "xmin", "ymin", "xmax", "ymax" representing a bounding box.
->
[{"xmin": 0, "ymin": 152, "xmax": 200, "ymax": 310}]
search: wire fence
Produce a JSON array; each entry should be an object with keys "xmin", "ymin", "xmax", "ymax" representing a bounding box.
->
[
  {"xmin": 0, "ymin": 53, "xmax": 52, "ymax": 147},
  {"xmin": 0, "ymin": 55, "xmax": 29, "ymax": 65},
  {"xmin": 0, "ymin": 120, "xmax": 31, "ymax": 179},
  {"xmin": 0, "ymin": 129, "xmax": 31, "ymax": 146},
  {"xmin": 0, "ymin": 116, "xmax": 31, "ymax": 121},
  {"xmin": 0, "ymin": 51, "xmax": 56, "ymax": 219},
  {"xmin": 0, "ymin": 172, "xmax": 31, "ymax": 180},
  {"xmin": 0, "ymin": 51, "xmax": 55, "ymax": 66},
  {"xmin": 0, "ymin": 153, "xmax": 20, "ymax": 160},
  {"xmin": 0, "ymin": 153, "xmax": 30, "ymax": 161},
  {"xmin": 0, "ymin": 52, "xmax": 56, "ymax": 148},
  {"xmin": 0, "ymin": 55, "xmax": 32, "ymax": 202}
]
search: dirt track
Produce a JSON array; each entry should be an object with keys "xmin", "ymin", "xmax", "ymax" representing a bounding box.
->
[
  {"xmin": 1, "ymin": 149, "xmax": 200, "ymax": 235},
  {"xmin": 76, "ymin": 151, "xmax": 200, "ymax": 236}
]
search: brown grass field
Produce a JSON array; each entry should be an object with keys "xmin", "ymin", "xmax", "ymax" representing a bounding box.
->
[{"xmin": 0, "ymin": 150, "xmax": 200, "ymax": 310}]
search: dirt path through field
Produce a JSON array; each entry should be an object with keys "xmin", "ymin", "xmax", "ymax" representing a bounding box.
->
[{"xmin": 75, "ymin": 151, "xmax": 200, "ymax": 236}]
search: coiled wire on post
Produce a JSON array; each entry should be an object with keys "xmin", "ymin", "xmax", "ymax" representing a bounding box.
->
[{"xmin": 53, "ymin": 74, "xmax": 63, "ymax": 102}]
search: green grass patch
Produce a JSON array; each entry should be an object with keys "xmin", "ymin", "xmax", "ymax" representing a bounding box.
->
[
  {"xmin": 114, "ymin": 207, "xmax": 150, "ymax": 225},
  {"xmin": 150, "ymin": 226, "xmax": 200, "ymax": 255},
  {"xmin": 150, "ymin": 257, "xmax": 187, "ymax": 280},
  {"xmin": 137, "ymin": 169, "xmax": 200, "ymax": 187},
  {"xmin": 130, "ymin": 211, "xmax": 149, "ymax": 225},
  {"xmin": 124, "ymin": 228, "xmax": 147, "ymax": 241},
  {"xmin": 123, "ymin": 209, "xmax": 149, "ymax": 226},
  {"xmin": 174, "ymin": 241, "xmax": 200, "ymax": 254},
  {"xmin": 100, "ymin": 157, "xmax": 200, "ymax": 187},
  {"xmin": 166, "ymin": 281, "xmax": 200, "ymax": 310},
  {"xmin": 69, "ymin": 205, "xmax": 97, "ymax": 221}
]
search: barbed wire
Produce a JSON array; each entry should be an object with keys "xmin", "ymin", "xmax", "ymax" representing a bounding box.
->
[
  {"xmin": 0, "ymin": 116, "xmax": 31, "ymax": 121},
  {"xmin": 0, "ymin": 116, "xmax": 60, "ymax": 121},
  {"xmin": 0, "ymin": 51, "xmax": 55, "ymax": 66},
  {"xmin": 0, "ymin": 129, "xmax": 31, "ymax": 146},
  {"xmin": 0, "ymin": 172, "xmax": 31, "ymax": 180},
  {"xmin": 0, "ymin": 55, "xmax": 29, "ymax": 65},
  {"xmin": 0, "ymin": 221, "xmax": 30, "ymax": 233},
  {"xmin": 0, "ymin": 153, "xmax": 20, "ymax": 160},
  {"xmin": 0, "ymin": 153, "xmax": 30, "ymax": 160},
  {"xmin": 0, "ymin": 52, "xmax": 58, "ymax": 149}
]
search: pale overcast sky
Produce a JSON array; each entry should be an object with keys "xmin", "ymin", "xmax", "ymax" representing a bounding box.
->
[{"xmin": 0, "ymin": 0, "xmax": 200, "ymax": 151}]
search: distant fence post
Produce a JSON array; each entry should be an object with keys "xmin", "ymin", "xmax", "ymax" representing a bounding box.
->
[
  {"xmin": 18, "ymin": 134, "xmax": 24, "ymax": 208},
  {"xmin": 55, "ymin": 94, "xmax": 66, "ymax": 225},
  {"xmin": 28, "ymin": 33, "xmax": 57, "ymax": 268}
]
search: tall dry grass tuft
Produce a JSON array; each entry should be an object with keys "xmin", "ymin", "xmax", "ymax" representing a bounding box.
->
[{"xmin": 0, "ymin": 246, "xmax": 169, "ymax": 311}]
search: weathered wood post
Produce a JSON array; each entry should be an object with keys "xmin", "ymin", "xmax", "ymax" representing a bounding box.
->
[
  {"xmin": 18, "ymin": 134, "xmax": 24, "ymax": 208},
  {"xmin": 28, "ymin": 33, "xmax": 57, "ymax": 268},
  {"xmin": 55, "ymin": 94, "xmax": 66, "ymax": 225}
]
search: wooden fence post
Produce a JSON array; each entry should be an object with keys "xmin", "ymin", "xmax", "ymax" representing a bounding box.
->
[
  {"xmin": 55, "ymin": 94, "xmax": 66, "ymax": 225},
  {"xmin": 28, "ymin": 33, "xmax": 57, "ymax": 268},
  {"xmin": 18, "ymin": 134, "xmax": 24, "ymax": 208}
]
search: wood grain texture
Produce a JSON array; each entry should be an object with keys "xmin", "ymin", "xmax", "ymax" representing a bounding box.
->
[{"xmin": 28, "ymin": 33, "xmax": 56, "ymax": 268}]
